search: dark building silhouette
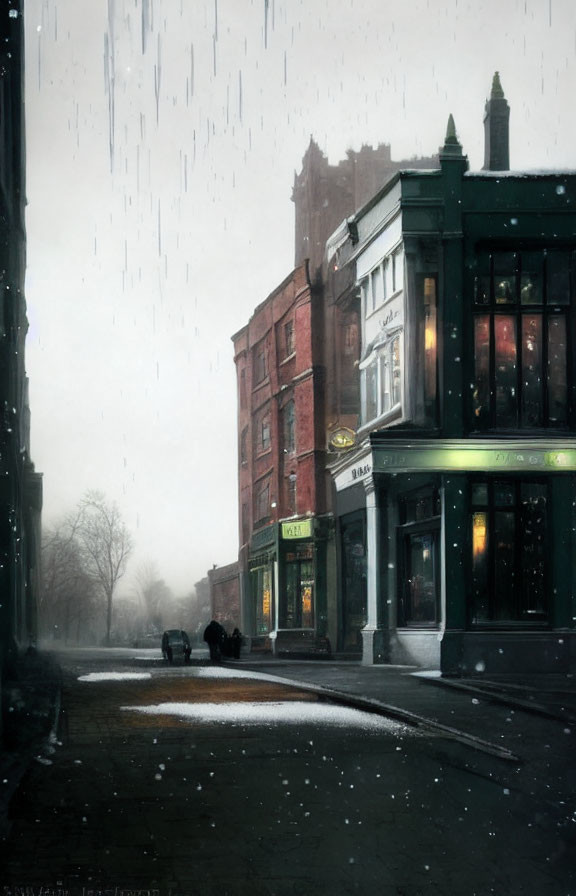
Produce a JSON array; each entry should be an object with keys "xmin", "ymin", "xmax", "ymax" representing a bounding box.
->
[
  {"xmin": 0, "ymin": 0, "xmax": 43, "ymax": 735},
  {"xmin": 483, "ymin": 71, "xmax": 510, "ymax": 171}
]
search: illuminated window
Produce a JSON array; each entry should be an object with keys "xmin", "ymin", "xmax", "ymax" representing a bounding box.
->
[
  {"xmin": 281, "ymin": 545, "xmax": 314, "ymax": 629},
  {"xmin": 472, "ymin": 249, "xmax": 573, "ymax": 430},
  {"xmin": 470, "ymin": 480, "xmax": 548, "ymax": 623}
]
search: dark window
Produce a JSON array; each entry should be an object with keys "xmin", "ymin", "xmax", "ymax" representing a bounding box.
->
[
  {"xmin": 398, "ymin": 487, "xmax": 441, "ymax": 626},
  {"xmin": 261, "ymin": 418, "xmax": 270, "ymax": 451},
  {"xmin": 471, "ymin": 479, "xmax": 548, "ymax": 623},
  {"xmin": 284, "ymin": 320, "xmax": 295, "ymax": 357},
  {"xmin": 254, "ymin": 408, "xmax": 271, "ymax": 456},
  {"xmin": 239, "ymin": 368, "xmax": 246, "ymax": 409},
  {"xmin": 472, "ymin": 249, "xmax": 573, "ymax": 430},
  {"xmin": 240, "ymin": 427, "xmax": 248, "ymax": 464},
  {"xmin": 282, "ymin": 400, "xmax": 295, "ymax": 453},
  {"xmin": 253, "ymin": 340, "xmax": 268, "ymax": 384},
  {"xmin": 254, "ymin": 481, "xmax": 270, "ymax": 525}
]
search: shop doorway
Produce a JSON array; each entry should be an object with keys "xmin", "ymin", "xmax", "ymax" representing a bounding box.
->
[
  {"xmin": 399, "ymin": 527, "xmax": 440, "ymax": 625},
  {"xmin": 340, "ymin": 512, "xmax": 367, "ymax": 652}
]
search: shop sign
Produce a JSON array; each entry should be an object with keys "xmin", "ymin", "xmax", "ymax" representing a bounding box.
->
[
  {"xmin": 334, "ymin": 455, "xmax": 373, "ymax": 492},
  {"xmin": 281, "ymin": 519, "xmax": 313, "ymax": 540},
  {"xmin": 372, "ymin": 442, "xmax": 576, "ymax": 473}
]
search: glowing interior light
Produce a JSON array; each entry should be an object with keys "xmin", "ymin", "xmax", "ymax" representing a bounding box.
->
[{"xmin": 473, "ymin": 513, "xmax": 487, "ymax": 559}]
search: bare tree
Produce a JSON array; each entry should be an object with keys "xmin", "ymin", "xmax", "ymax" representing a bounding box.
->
[
  {"xmin": 134, "ymin": 560, "xmax": 175, "ymax": 633},
  {"xmin": 76, "ymin": 491, "xmax": 133, "ymax": 646},
  {"xmin": 40, "ymin": 523, "xmax": 99, "ymax": 645}
]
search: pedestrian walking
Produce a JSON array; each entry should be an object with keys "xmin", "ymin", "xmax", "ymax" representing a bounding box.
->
[
  {"xmin": 203, "ymin": 619, "xmax": 226, "ymax": 662},
  {"xmin": 230, "ymin": 627, "xmax": 242, "ymax": 659}
]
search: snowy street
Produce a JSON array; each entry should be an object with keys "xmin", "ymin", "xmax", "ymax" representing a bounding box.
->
[{"xmin": 1, "ymin": 649, "xmax": 574, "ymax": 895}]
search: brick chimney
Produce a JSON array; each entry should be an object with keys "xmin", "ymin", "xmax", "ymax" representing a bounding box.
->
[{"xmin": 483, "ymin": 72, "xmax": 510, "ymax": 170}]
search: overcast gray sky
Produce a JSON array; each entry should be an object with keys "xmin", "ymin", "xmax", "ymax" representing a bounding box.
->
[{"xmin": 24, "ymin": 0, "xmax": 576, "ymax": 598}]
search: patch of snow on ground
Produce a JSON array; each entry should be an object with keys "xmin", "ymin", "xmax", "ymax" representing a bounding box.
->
[
  {"xmin": 121, "ymin": 700, "xmax": 411, "ymax": 733},
  {"xmin": 410, "ymin": 671, "xmax": 442, "ymax": 679},
  {"xmin": 78, "ymin": 672, "xmax": 152, "ymax": 682}
]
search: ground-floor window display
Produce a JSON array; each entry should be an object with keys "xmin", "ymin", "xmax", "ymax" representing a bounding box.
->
[
  {"xmin": 250, "ymin": 564, "xmax": 274, "ymax": 635},
  {"xmin": 280, "ymin": 543, "xmax": 315, "ymax": 628},
  {"xmin": 471, "ymin": 479, "xmax": 548, "ymax": 623},
  {"xmin": 397, "ymin": 487, "xmax": 441, "ymax": 627}
]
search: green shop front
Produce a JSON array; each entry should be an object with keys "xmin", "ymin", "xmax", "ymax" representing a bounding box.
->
[
  {"xmin": 246, "ymin": 517, "xmax": 331, "ymax": 656},
  {"xmin": 347, "ymin": 438, "xmax": 576, "ymax": 673}
]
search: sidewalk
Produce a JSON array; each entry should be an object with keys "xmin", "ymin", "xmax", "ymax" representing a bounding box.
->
[
  {"xmin": 229, "ymin": 654, "xmax": 576, "ymax": 762},
  {"xmin": 0, "ymin": 649, "xmax": 61, "ymax": 837}
]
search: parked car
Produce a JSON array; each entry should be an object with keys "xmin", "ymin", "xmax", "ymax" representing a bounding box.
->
[{"xmin": 161, "ymin": 629, "xmax": 192, "ymax": 664}]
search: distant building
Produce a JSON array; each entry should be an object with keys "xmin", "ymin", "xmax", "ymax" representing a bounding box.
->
[
  {"xmin": 232, "ymin": 263, "xmax": 332, "ymax": 656},
  {"xmin": 328, "ymin": 74, "xmax": 576, "ymax": 673},
  {"xmin": 292, "ymin": 139, "xmax": 438, "ymax": 279},
  {"xmin": 208, "ymin": 562, "xmax": 241, "ymax": 633},
  {"xmin": 0, "ymin": 0, "xmax": 43, "ymax": 731}
]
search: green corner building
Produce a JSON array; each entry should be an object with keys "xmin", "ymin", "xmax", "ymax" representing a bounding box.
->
[{"xmin": 329, "ymin": 75, "xmax": 576, "ymax": 674}]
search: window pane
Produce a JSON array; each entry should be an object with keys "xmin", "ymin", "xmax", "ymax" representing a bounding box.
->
[
  {"xmin": 371, "ymin": 266, "xmax": 382, "ymax": 310},
  {"xmin": 520, "ymin": 486, "xmax": 547, "ymax": 616},
  {"xmin": 494, "ymin": 511, "xmax": 516, "ymax": 620},
  {"xmin": 494, "ymin": 316, "xmax": 517, "ymax": 426},
  {"xmin": 473, "ymin": 316, "xmax": 490, "ymax": 424},
  {"xmin": 424, "ymin": 277, "xmax": 437, "ymax": 413},
  {"xmin": 521, "ymin": 314, "xmax": 543, "ymax": 426},
  {"xmin": 548, "ymin": 316, "xmax": 567, "ymax": 425},
  {"xmin": 473, "ymin": 253, "xmax": 490, "ymax": 305},
  {"xmin": 407, "ymin": 532, "xmax": 437, "ymax": 623},
  {"xmin": 391, "ymin": 337, "xmax": 401, "ymax": 406},
  {"xmin": 300, "ymin": 561, "xmax": 315, "ymax": 628},
  {"xmin": 493, "ymin": 252, "xmax": 516, "ymax": 304},
  {"xmin": 494, "ymin": 482, "xmax": 515, "ymax": 506},
  {"xmin": 365, "ymin": 362, "xmax": 378, "ymax": 422},
  {"xmin": 472, "ymin": 512, "xmax": 489, "ymax": 622},
  {"xmin": 471, "ymin": 483, "xmax": 488, "ymax": 506},
  {"xmin": 546, "ymin": 250, "xmax": 570, "ymax": 305},
  {"xmin": 520, "ymin": 251, "xmax": 543, "ymax": 304}
]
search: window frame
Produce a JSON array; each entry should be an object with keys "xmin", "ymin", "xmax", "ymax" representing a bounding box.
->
[
  {"xmin": 469, "ymin": 477, "xmax": 549, "ymax": 627},
  {"xmin": 470, "ymin": 247, "xmax": 574, "ymax": 432},
  {"xmin": 361, "ymin": 332, "xmax": 402, "ymax": 426}
]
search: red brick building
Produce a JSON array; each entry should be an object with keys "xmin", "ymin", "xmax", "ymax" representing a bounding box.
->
[
  {"xmin": 232, "ymin": 263, "xmax": 333, "ymax": 653},
  {"xmin": 231, "ymin": 140, "xmax": 438, "ymax": 656}
]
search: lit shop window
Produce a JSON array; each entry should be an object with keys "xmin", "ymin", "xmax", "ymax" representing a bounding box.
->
[
  {"xmin": 472, "ymin": 249, "xmax": 573, "ymax": 430},
  {"xmin": 470, "ymin": 480, "xmax": 548, "ymax": 623}
]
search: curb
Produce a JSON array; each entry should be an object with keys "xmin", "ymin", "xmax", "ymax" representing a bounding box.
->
[
  {"xmin": 230, "ymin": 664, "xmax": 522, "ymax": 763},
  {"xmin": 420, "ymin": 675, "xmax": 576, "ymax": 724}
]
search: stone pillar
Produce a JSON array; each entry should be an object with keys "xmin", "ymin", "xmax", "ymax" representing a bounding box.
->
[{"xmin": 361, "ymin": 480, "xmax": 386, "ymax": 664}]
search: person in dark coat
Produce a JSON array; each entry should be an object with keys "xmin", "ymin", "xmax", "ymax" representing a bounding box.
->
[
  {"xmin": 230, "ymin": 628, "xmax": 242, "ymax": 659},
  {"xmin": 203, "ymin": 619, "xmax": 226, "ymax": 662}
]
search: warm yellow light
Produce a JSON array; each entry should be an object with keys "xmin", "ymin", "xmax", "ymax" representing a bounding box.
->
[{"xmin": 473, "ymin": 513, "xmax": 487, "ymax": 559}]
